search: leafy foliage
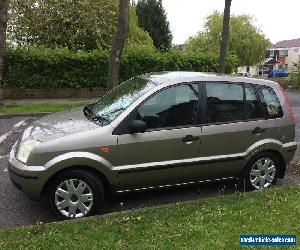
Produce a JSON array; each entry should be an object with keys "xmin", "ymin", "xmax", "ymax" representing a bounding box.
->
[
  {"xmin": 136, "ymin": 0, "xmax": 172, "ymax": 51},
  {"xmin": 4, "ymin": 47, "xmax": 238, "ymax": 89},
  {"xmin": 125, "ymin": 5, "xmax": 155, "ymax": 52},
  {"xmin": 8, "ymin": 0, "xmax": 154, "ymax": 52},
  {"xmin": 279, "ymin": 57, "xmax": 300, "ymax": 89},
  {"xmin": 186, "ymin": 11, "xmax": 270, "ymax": 66}
]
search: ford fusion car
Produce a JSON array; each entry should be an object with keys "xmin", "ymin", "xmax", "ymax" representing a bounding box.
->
[{"xmin": 8, "ymin": 72, "xmax": 297, "ymax": 220}]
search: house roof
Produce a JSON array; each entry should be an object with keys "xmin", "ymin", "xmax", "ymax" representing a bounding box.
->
[
  {"xmin": 271, "ymin": 38, "xmax": 300, "ymax": 48},
  {"xmin": 264, "ymin": 57, "xmax": 280, "ymax": 65}
]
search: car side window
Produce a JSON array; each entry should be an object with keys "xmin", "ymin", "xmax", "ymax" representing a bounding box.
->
[
  {"xmin": 136, "ymin": 83, "xmax": 199, "ymax": 130},
  {"xmin": 245, "ymin": 84, "xmax": 264, "ymax": 120},
  {"xmin": 206, "ymin": 82, "xmax": 244, "ymax": 123},
  {"xmin": 257, "ymin": 85, "xmax": 283, "ymax": 119}
]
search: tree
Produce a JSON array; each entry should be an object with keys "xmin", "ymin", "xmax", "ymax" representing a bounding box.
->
[
  {"xmin": 136, "ymin": 0, "xmax": 172, "ymax": 51},
  {"xmin": 0, "ymin": 0, "xmax": 9, "ymax": 107},
  {"xmin": 8, "ymin": 0, "xmax": 118, "ymax": 51},
  {"xmin": 8, "ymin": 0, "xmax": 154, "ymax": 52},
  {"xmin": 125, "ymin": 5, "xmax": 154, "ymax": 52},
  {"xmin": 107, "ymin": 0, "xmax": 130, "ymax": 90},
  {"xmin": 219, "ymin": 0, "xmax": 232, "ymax": 74},
  {"xmin": 186, "ymin": 12, "xmax": 270, "ymax": 67}
]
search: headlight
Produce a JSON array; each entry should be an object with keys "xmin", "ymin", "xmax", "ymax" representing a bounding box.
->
[{"xmin": 17, "ymin": 140, "xmax": 41, "ymax": 164}]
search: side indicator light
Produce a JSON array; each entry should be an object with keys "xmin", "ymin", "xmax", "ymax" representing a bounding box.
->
[{"xmin": 100, "ymin": 147, "xmax": 110, "ymax": 153}]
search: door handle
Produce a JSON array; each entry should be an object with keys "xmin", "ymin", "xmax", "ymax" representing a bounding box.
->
[
  {"xmin": 252, "ymin": 127, "xmax": 266, "ymax": 134},
  {"xmin": 182, "ymin": 135, "xmax": 200, "ymax": 143}
]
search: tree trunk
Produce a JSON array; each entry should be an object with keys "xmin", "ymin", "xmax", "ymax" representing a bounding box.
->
[
  {"xmin": 107, "ymin": 0, "xmax": 130, "ymax": 90},
  {"xmin": 219, "ymin": 0, "xmax": 232, "ymax": 74},
  {"xmin": 0, "ymin": 0, "xmax": 9, "ymax": 107}
]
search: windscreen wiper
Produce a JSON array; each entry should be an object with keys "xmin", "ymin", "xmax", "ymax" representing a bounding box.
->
[
  {"xmin": 91, "ymin": 114, "xmax": 110, "ymax": 124},
  {"xmin": 102, "ymin": 107, "xmax": 126, "ymax": 116}
]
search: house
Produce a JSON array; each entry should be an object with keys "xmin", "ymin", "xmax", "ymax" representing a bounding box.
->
[
  {"xmin": 238, "ymin": 38, "xmax": 300, "ymax": 76},
  {"xmin": 266, "ymin": 38, "xmax": 300, "ymax": 72}
]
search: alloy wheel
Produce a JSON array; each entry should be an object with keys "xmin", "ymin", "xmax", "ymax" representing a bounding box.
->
[
  {"xmin": 249, "ymin": 157, "xmax": 276, "ymax": 190},
  {"xmin": 55, "ymin": 179, "xmax": 94, "ymax": 219}
]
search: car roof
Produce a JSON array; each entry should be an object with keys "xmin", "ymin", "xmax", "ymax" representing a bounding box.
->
[{"xmin": 141, "ymin": 71, "xmax": 278, "ymax": 87}]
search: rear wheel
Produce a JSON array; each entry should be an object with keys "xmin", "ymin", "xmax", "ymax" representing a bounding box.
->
[
  {"xmin": 48, "ymin": 169, "xmax": 104, "ymax": 220},
  {"xmin": 239, "ymin": 152, "xmax": 280, "ymax": 191}
]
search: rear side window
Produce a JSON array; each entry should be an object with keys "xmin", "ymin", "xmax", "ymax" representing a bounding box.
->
[
  {"xmin": 206, "ymin": 82, "xmax": 244, "ymax": 123},
  {"xmin": 257, "ymin": 85, "xmax": 283, "ymax": 119},
  {"xmin": 245, "ymin": 84, "xmax": 264, "ymax": 120}
]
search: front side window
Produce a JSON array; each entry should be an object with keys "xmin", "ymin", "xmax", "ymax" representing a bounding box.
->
[
  {"xmin": 136, "ymin": 83, "xmax": 199, "ymax": 130},
  {"xmin": 257, "ymin": 85, "xmax": 283, "ymax": 119},
  {"xmin": 206, "ymin": 83, "xmax": 244, "ymax": 123}
]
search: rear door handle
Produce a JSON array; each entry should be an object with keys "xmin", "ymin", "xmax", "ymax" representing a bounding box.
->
[
  {"xmin": 182, "ymin": 135, "xmax": 200, "ymax": 143},
  {"xmin": 252, "ymin": 127, "xmax": 266, "ymax": 134}
]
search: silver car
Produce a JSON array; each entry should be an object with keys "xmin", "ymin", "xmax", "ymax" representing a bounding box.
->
[{"xmin": 8, "ymin": 72, "xmax": 297, "ymax": 220}]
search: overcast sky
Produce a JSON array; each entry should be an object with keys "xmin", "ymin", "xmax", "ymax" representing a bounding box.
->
[{"xmin": 162, "ymin": 0, "xmax": 300, "ymax": 45}]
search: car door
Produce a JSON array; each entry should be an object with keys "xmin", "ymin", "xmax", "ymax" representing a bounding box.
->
[
  {"xmin": 198, "ymin": 82, "xmax": 271, "ymax": 180},
  {"xmin": 114, "ymin": 83, "xmax": 203, "ymax": 190}
]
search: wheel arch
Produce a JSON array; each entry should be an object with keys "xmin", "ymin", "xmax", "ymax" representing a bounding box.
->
[
  {"xmin": 41, "ymin": 165, "xmax": 115, "ymax": 202},
  {"xmin": 241, "ymin": 149, "xmax": 286, "ymax": 178}
]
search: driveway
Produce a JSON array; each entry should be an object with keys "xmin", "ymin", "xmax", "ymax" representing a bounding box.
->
[{"xmin": 0, "ymin": 90, "xmax": 299, "ymax": 230}]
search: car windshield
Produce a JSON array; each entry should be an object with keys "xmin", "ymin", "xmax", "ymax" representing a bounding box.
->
[{"xmin": 84, "ymin": 77, "xmax": 156, "ymax": 125}]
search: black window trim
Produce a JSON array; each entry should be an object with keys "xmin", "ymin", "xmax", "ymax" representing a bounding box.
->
[{"xmin": 113, "ymin": 81, "xmax": 202, "ymax": 135}]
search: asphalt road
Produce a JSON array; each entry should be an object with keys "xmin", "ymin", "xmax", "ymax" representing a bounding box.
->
[{"xmin": 0, "ymin": 91, "xmax": 299, "ymax": 230}]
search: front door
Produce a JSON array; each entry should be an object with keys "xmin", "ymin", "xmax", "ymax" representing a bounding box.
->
[{"xmin": 114, "ymin": 83, "xmax": 202, "ymax": 190}]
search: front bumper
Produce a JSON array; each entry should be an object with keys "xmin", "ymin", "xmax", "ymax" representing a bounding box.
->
[{"xmin": 8, "ymin": 142, "xmax": 47, "ymax": 201}]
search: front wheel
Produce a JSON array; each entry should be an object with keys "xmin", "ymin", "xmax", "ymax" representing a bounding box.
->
[
  {"xmin": 48, "ymin": 169, "xmax": 105, "ymax": 220},
  {"xmin": 238, "ymin": 152, "xmax": 280, "ymax": 191}
]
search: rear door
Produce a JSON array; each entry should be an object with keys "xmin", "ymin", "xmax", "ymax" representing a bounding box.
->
[
  {"xmin": 198, "ymin": 82, "xmax": 270, "ymax": 179},
  {"xmin": 114, "ymin": 83, "xmax": 203, "ymax": 190}
]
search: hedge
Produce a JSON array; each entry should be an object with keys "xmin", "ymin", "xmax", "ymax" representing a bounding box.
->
[
  {"xmin": 272, "ymin": 75, "xmax": 300, "ymax": 90},
  {"xmin": 4, "ymin": 47, "xmax": 239, "ymax": 89}
]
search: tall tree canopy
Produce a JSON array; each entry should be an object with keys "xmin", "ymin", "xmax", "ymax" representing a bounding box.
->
[
  {"xmin": 8, "ymin": 0, "xmax": 154, "ymax": 51},
  {"xmin": 9, "ymin": 0, "xmax": 118, "ymax": 51},
  {"xmin": 126, "ymin": 5, "xmax": 154, "ymax": 52},
  {"xmin": 186, "ymin": 11, "xmax": 270, "ymax": 66},
  {"xmin": 136, "ymin": 0, "xmax": 172, "ymax": 51}
]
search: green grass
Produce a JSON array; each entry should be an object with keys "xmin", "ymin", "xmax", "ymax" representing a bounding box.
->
[
  {"xmin": 0, "ymin": 186, "xmax": 299, "ymax": 249},
  {"xmin": 0, "ymin": 102, "xmax": 92, "ymax": 114}
]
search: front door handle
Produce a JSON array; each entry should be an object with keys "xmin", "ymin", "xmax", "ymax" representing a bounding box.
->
[
  {"xmin": 252, "ymin": 127, "xmax": 266, "ymax": 134},
  {"xmin": 182, "ymin": 135, "xmax": 200, "ymax": 143}
]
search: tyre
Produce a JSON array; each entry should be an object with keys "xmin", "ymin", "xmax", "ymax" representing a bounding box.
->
[
  {"xmin": 48, "ymin": 169, "xmax": 105, "ymax": 220},
  {"xmin": 238, "ymin": 152, "xmax": 280, "ymax": 191}
]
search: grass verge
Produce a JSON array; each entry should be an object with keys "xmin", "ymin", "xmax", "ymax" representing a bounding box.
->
[
  {"xmin": 0, "ymin": 102, "xmax": 92, "ymax": 114},
  {"xmin": 0, "ymin": 185, "xmax": 299, "ymax": 249}
]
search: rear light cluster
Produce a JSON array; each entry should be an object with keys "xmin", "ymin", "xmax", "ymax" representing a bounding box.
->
[{"xmin": 279, "ymin": 86, "xmax": 296, "ymax": 125}]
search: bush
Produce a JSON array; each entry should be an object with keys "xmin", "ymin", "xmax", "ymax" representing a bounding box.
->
[
  {"xmin": 273, "ymin": 73, "xmax": 300, "ymax": 90},
  {"xmin": 4, "ymin": 47, "xmax": 238, "ymax": 89}
]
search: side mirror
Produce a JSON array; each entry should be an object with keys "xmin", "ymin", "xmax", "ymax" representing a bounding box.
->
[{"xmin": 128, "ymin": 120, "xmax": 147, "ymax": 134}]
